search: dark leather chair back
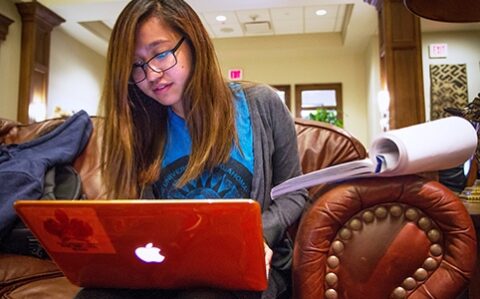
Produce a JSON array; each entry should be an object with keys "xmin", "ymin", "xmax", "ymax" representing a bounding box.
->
[
  {"xmin": 295, "ymin": 118, "xmax": 367, "ymax": 201},
  {"xmin": 292, "ymin": 120, "xmax": 477, "ymax": 299}
]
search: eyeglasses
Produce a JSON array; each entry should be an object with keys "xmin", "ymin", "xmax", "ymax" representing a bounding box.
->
[{"xmin": 129, "ymin": 37, "xmax": 186, "ymax": 84}]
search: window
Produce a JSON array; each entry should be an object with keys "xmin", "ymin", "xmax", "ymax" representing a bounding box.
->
[
  {"xmin": 295, "ymin": 83, "xmax": 343, "ymax": 120},
  {"xmin": 271, "ymin": 85, "xmax": 291, "ymax": 112}
]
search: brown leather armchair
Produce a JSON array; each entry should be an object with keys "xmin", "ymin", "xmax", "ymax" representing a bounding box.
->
[
  {"xmin": 293, "ymin": 176, "xmax": 476, "ymax": 299},
  {"xmin": 292, "ymin": 119, "xmax": 477, "ymax": 299},
  {"xmin": 0, "ymin": 117, "xmax": 477, "ymax": 298}
]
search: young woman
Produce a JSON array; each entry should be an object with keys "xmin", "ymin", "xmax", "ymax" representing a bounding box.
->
[{"xmin": 77, "ymin": 0, "xmax": 309, "ymax": 298}]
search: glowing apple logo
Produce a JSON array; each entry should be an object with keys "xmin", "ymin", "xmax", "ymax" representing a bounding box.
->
[{"xmin": 135, "ymin": 243, "xmax": 165, "ymax": 263}]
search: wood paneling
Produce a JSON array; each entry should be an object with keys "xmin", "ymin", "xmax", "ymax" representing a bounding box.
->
[
  {"xmin": 366, "ymin": 0, "xmax": 425, "ymax": 129},
  {"xmin": 15, "ymin": 2, "xmax": 64, "ymax": 123},
  {"xmin": 0, "ymin": 13, "xmax": 14, "ymax": 43}
]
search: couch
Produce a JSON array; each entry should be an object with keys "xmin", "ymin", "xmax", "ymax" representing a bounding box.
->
[{"xmin": 0, "ymin": 116, "xmax": 477, "ymax": 298}]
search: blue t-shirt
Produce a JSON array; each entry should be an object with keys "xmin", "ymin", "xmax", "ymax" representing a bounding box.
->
[{"xmin": 153, "ymin": 83, "xmax": 253, "ymax": 199}]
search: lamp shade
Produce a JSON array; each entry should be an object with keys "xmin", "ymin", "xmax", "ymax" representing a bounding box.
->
[{"xmin": 404, "ymin": 0, "xmax": 480, "ymax": 22}]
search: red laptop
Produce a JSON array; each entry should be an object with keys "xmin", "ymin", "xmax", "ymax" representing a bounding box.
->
[{"xmin": 14, "ymin": 199, "xmax": 267, "ymax": 291}]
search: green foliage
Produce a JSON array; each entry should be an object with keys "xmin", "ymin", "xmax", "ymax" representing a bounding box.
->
[{"xmin": 309, "ymin": 108, "xmax": 343, "ymax": 128}]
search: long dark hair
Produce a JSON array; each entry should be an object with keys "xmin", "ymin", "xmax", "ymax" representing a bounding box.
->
[{"xmin": 101, "ymin": 0, "xmax": 236, "ymax": 198}]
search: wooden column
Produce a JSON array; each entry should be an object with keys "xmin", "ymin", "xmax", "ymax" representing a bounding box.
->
[
  {"xmin": 366, "ymin": 0, "xmax": 425, "ymax": 129},
  {"xmin": 16, "ymin": 1, "xmax": 64, "ymax": 123},
  {"xmin": 0, "ymin": 14, "xmax": 14, "ymax": 44}
]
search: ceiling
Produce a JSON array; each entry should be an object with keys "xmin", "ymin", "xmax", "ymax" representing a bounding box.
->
[{"xmin": 17, "ymin": 0, "xmax": 480, "ymax": 57}]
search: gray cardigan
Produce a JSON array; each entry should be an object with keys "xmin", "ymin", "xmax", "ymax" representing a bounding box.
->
[{"xmin": 241, "ymin": 83, "xmax": 309, "ymax": 268}]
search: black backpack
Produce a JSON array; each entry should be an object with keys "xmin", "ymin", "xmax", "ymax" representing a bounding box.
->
[{"xmin": 0, "ymin": 164, "xmax": 83, "ymax": 258}]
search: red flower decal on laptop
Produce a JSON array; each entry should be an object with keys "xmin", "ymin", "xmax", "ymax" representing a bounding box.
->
[{"xmin": 43, "ymin": 209, "xmax": 97, "ymax": 251}]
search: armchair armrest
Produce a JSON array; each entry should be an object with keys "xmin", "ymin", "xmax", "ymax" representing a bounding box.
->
[{"xmin": 293, "ymin": 175, "xmax": 477, "ymax": 299}]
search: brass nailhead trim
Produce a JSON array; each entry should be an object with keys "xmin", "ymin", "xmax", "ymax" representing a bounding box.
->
[
  {"xmin": 325, "ymin": 288, "xmax": 338, "ymax": 299},
  {"xmin": 418, "ymin": 217, "xmax": 432, "ymax": 231},
  {"xmin": 413, "ymin": 268, "xmax": 428, "ymax": 281},
  {"xmin": 423, "ymin": 257, "xmax": 438, "ymax": 271},
  {"xmin": 362, "ymin": 211, "xmax": 375, "ymax": 223},
  {"xmin": 375, "ymin": 206, "xmax": 388, "ymax": 218},
  {"xmin": 325, "ymin": 272, "xmax": 338, "ymax": 286},
  {"xmin": 405, "ymin": 208, "xmax": 419, "ymax": 221},
  {"xmin": 390, "ymin": 205, "xmax": 403, "ymax": 217},
  {"xmin": 349, "ymin": 218, "xmax": 362, "ymax": 230},
  {"xmin": 332, "ymin": 240, "xmax": 345, "ymax": 254},
  {"xmin": 339, "ymin": 228, "xmax": 352, "ymax": 240},
  {"xmin": 427, "ymin": 229, "xmax": 441, "ymax": 242},
  {"xmin": 390, "ymin": 207, "xmax": 443, "ymax": 298},
  {"xmin": 325, "ymin": 204, "xmax": 443, "ymax": 299},
  {"xmin": 430, "ymin": 244, "xmax": 443, "ymax": 256},
  {"xmin": 391, "ymin": 287, "xmax": 407, "ymax": 299},
  {"xmin": 402, "ymin": 277, "xmax": 417, "ymax": 290},
  {"xmin": 327, "ymin": 255, "xmax": 340, "ymax": 268}
]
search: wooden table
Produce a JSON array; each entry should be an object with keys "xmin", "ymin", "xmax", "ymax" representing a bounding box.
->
[{"xmin": 463, "ymin": 201, "xmax": 480, "ymax": 299}]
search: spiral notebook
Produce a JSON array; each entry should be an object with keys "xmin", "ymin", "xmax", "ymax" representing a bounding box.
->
[{"xmin": 14, "ymin": 199, "xmax": 267, "ymax": 291}]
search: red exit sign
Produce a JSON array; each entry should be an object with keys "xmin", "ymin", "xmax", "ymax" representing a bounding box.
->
[{"xmin": 228, "ymin": 69, "xmax": 243, "ymax": 81}]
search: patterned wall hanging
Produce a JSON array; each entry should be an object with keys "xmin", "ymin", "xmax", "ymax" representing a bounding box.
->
[{"xmin": 430, "ymin": 64, "xmax": 468, "ymax": 120}]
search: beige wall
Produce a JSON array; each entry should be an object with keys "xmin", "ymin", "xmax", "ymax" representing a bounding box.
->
[
  {"xmin": 422, "ymin": 31, "xmax": 480, "ymax": 121},
  {"xmin": 0, "ymin": 0, "xmax": 21, "ymax": 121},
  {"xmin": 48, "ymin": 29, "xmax": 105, "ymax": 117},
  {"xmin": 0, "ymin": 1, "xmax": 105, "ymax": 122},
  {"xmin": 365, "ymin": 36, "xmax": 382, "ymax": 145},
  {"xmin": 49, "ymin": 30, "xmax": 372, "ymax": 143},
  {"xmin": 214, "ymin": 33, "xmax": 370, "ymax": 144}
]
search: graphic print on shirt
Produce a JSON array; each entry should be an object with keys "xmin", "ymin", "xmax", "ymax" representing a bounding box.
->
[
  {"xmin": 156, "ymin": 156, "xmax": 252, "ymax": 199},
  {"xmin": 154, "ymin": 82, "xmax": 253, "ymax": 199}
]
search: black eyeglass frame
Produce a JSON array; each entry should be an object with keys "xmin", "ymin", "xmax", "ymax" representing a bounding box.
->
[{"xmin": 129, "ymin": 36, "xmax": 186, "ymax": 84}]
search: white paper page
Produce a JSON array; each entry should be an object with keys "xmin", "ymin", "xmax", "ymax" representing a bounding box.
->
[
  {"xmin": 271, "ymin": 158, "xmax": 375, "ymax": 199},
  {"xmin": 370, "ymin": 116, "xmax": 477, "ymax": 176}
]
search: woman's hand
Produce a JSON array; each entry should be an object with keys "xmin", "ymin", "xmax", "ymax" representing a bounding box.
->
[{"xmin": 264, "ymin": 242, "xmax": 273, "ymax": 279}]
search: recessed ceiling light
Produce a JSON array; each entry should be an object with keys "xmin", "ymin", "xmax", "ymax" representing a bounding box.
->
[
  {"xmin": 216, "ymin": 15, "xmax": 227, "ymax": 22},
  {"xmin": 315, "ymin": 9, "xmax": 327, "ymax": 16}
]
